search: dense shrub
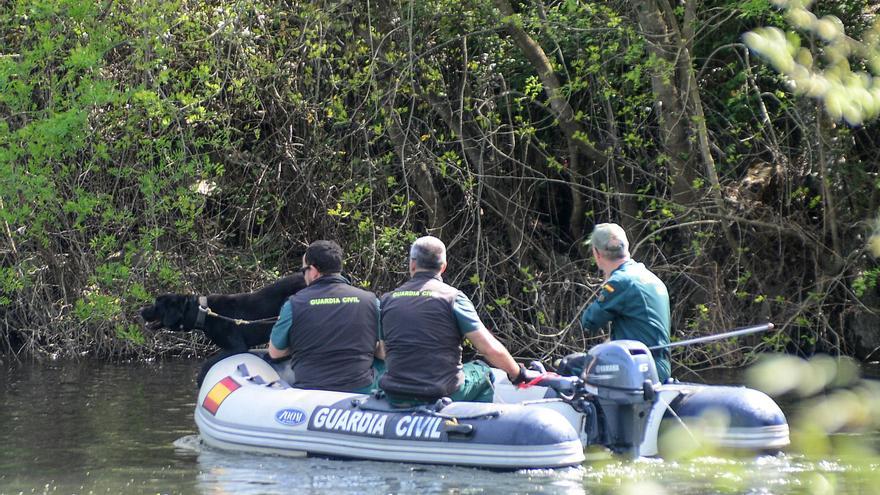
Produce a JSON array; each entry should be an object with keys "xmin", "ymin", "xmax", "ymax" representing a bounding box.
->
[{"xmin": 1, "ymin": 0, "xmax": 878, "ymax": 368}]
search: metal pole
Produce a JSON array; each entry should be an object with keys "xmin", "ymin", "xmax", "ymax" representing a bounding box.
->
[{"xmin": 649, "ymin": 322, "xmax": 775, "ymax": 351}]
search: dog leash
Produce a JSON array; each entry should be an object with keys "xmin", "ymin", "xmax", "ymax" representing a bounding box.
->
[{"xmin": 195, "ymin": 296, "xmax": 280, "ymax": 328}]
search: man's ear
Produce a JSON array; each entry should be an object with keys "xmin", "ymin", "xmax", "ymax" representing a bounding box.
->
[{"xmin": 439, "ymin": 261, "xmax": 448, "ymax": 274}]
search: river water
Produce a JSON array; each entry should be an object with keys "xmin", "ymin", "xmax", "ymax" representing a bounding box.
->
[{"xmin": 1, "ymin": 358, "xmax": 878, "ymax": 495}]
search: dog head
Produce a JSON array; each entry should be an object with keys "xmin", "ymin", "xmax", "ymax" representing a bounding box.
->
[{"xmin": 139, "ymin": 294, "xmax": 194, "ymax": 331}]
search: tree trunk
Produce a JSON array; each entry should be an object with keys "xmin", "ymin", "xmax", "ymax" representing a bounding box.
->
[
  {"xmin": 357, "ymin": 4, "xmax": 447, "ymax": 236},
  {"xmin": 630, "ymin": 0, "xmax": 698, "ymax": 204},
  {"xmin": 385, "ymin": 104, "xmax": 449, "ymax": 237},
  {"xmin": 491, "ymin": 0, "xmax": 639, "ymax": 241}
]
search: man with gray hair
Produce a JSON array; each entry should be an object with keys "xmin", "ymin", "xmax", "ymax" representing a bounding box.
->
[
  {"xmin": 379, "ymin": 236, "xmax": 535, "ymax": 405},
  {"xmin": 580, "ymin": 223, "xmax": 672, "ymax": 381}
]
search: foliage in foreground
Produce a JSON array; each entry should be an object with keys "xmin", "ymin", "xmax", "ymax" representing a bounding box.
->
[
  {"xmin": 596, "ymin": 354, "xmax": 880, "ymax": 495},
  {"xmin": 1, "ymin": 0, "xmax": 879, "ymax": 366}
]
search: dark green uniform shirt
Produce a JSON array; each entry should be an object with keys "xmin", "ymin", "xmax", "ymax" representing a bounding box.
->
[{"xmin": 580, "ymin": 259, "xmax": 671, "ymax": 382}]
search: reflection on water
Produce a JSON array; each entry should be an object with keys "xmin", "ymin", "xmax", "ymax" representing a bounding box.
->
[
  {"xmin": 0, "ymin": 358, "xmax": 878, "ymax": 494},
  {"xmin": 0, "ymin": 358, "xmax": 202, "ymax": 495},
  {"xmin": 178, "ymin": 434, "xmax": 587, "ymax": 495}
]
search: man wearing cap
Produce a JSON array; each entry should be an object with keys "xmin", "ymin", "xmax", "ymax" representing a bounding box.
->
[
  {"xmin": 581, "ymin": 223, "xmax": 672, "ymax": 382},
  {"xmin": 379, "ymin": 236, "xmax": 538, "ymax": 406},
  {"xmin": 268, "ymin": 240, "xmax": 383, "ymax": 393}
]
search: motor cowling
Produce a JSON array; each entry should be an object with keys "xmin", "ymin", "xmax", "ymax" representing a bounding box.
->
[
  {"xmin": 581, "ymin": 340, "xmax": 658, "ymax": 457},
  {"xmin": 584, "ymin": 340, "xmax": 659, "ymax": 391}
]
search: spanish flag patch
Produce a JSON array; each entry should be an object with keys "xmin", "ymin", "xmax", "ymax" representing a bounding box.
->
[
  {"xmin": 603, "ymin": 283, "xmax": 615, "ymax": 293},
  {"xmin": 202, "ymin": 376, "xmax": 241, "ymax": 415}
]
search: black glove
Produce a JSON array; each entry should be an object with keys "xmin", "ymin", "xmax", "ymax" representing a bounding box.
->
[
  {"xmin": 528, "ymin": 360, "xmax": 546, "ymax": 373},
  {"xmin": 512, "ymin": 363, "xmax": 543, "ymax": 385}
]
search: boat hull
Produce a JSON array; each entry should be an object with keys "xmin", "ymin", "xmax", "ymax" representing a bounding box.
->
[
  {"xmin": 194, "ymin": 347, "xmax": 789, "ymax": 467},
  {"xmin": 195, "ymin": 354, "xmax": 586, "ymax": 469},
  {"xmin": 655, "ymin": 383, "xmax": 790, "ymax": 451},
  {"xmin": 491, "ymin": 370, "xmax": 789, "ymax": 456}
]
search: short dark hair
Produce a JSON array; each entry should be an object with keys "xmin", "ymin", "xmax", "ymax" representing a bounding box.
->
[{"xmin": 304, "ymin": 240, "xmax": 343, "ymax": 274}]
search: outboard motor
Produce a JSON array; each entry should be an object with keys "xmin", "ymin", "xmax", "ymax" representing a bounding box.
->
[{"xmin": 583, "ymin": 340, "xmax": 658, "ymax": 457}]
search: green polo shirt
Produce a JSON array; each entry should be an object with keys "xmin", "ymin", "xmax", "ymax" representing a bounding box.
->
[{"xmin": 580, "ymin": 259, "xmax": 671, "ymax": 382}]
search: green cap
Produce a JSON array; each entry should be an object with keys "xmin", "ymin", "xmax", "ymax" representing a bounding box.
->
[{"xmin": 587, "ymin": 223, "xmax": 629, "ymax": 258}]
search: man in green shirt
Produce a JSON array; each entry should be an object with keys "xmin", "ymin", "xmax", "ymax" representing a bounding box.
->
[{"xmin": 580, "ymin": 223, "xmax": 672, "ymax": 382}]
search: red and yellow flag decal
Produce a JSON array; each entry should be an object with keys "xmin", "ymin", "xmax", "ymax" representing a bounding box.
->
[
  {"xmin": 202, "ymin": 376, "xmax": 241, "ymax": 415},
  {"xmin": 602, "ymin": 283, "xmax": 615, "ymax": 293}
]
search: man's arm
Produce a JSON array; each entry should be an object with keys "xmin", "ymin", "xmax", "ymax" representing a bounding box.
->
[
  {"xmin": 580, "ymin": 281, "xmax": 626, "ymax": 332},
  {"xmin": 581, "ymin": 300, "xmax": 612, "ymax": 333},
  {"xmin": 451, "ymin": 292, "xmax": 522, "ymax": 381},
  {"xmin": 268, "ymin": 300, "xmax": 293, "ymax": 359},
  {"xmin": 268, "ymin": 342, "xmax": 291, "ymax": 359},
  {"xmin": 465, "ymin": 327, "xmax": 520, "ymax": 382}
]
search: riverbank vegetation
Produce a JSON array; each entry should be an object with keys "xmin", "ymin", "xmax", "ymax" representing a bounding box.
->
[{"xmin": 1, "ymin": 0, "xmax": 879, "ymax": 368}]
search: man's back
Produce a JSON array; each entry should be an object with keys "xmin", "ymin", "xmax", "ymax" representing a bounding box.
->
[
  {"xmin": 606, "ymin": 261, "xmax": 670, "ymax": 343},
  {"xmin": 287, "ymin": 275, "xmax": 378, "ymax": 391},
  {"xmin": 380, "ymin": 273, "xmax": 464, "ymax": 399},
  {"xmin": 582, "ymin": 259, "xmax": 671, "ymax": 380}
]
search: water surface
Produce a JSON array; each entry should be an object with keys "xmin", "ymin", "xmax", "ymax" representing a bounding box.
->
[{"xmin": 1, "ymin": 358, "xmax": 877, "ymax": 494}]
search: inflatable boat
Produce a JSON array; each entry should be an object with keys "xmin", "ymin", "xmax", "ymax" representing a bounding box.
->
[
  {"xmin": 493, "ymin": 344, "xmax": 790, "ymax": 456},
  {"xmin": 194, "ymin": 341, "xmax": 788, "ymax": 469}
]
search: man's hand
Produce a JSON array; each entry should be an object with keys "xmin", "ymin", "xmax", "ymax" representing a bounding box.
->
[{"xmin": 511, "ymin": 363, "xmax": 543, "ymax": 385}]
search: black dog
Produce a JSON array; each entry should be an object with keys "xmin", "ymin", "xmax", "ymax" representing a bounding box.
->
[{"xmin": 140, "ymin": 273, "xmax": 307, "ymax": 384}]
